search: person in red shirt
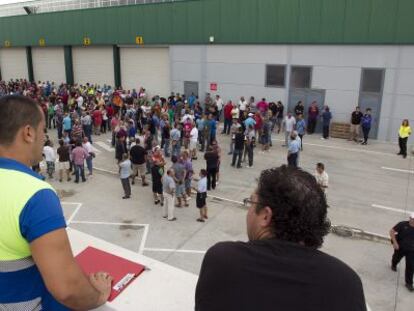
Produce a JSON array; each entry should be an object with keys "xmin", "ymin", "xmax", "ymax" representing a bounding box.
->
[
  {"xmin": 92, "ymin": 108, "xmax": 103, "ymax": 135},
  {"xmin": 254, "ymin": 112, "xmax": 263, "ymax": 139},
  {"xmin": 256, "ymin": 98, "xmax": 269, "ymax": 115},
  {"xmin": 106, "ymin": 105, "xmax": 114, "ymax": 130},
  {"xmin": 222, "ymin": 101, "xmax": 234, "ymax": 135}
]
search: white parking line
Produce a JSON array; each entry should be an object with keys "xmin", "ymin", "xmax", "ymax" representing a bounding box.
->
[
  {"xmin": 91, "ymin": 145, "xmax": 101, "ymax": 154},
  {"xmin": 371, "ymin": 204, "xmax": 414, "ymax": 215},
  {"xmin": 94, "ymin": 167, "xmax": 118, "ymax": 175},
  {"xmin": 381, "ymin": 166, "xmax": 414, "ymax": 174},
  {"xmin": 95, "ymin": 141, "xmax": 113, "ymax": 152},
  {"xmin": 210, "ymin": 195, "xmax": 243, "ymax": 205},
  {"xmin": 138, "ymin": 225, "xmax": 150, "ymax": 255},
  {"xmin": 63, "ymin": 202, "xmax": 82, "ymax": 225},
  {"xmin": 70, "ymin": 220, "xmax": 147, "ymax": 226},
  {"xmin": 143, "ymin": 247, "xmax": 206, "ymax": 254}
]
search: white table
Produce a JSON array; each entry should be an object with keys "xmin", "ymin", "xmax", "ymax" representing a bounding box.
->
[{"xmin": 68, "ymin": 228, "xmax": 198, "ymax": 311}]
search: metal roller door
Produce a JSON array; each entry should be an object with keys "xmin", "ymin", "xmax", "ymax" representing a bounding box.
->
[
  {"xmin": 0, "ymin": 48, "xmax": 28, "ymax": 81},
  {"xmin": 120, "ymin": 47, "xmax": 170, "ymax": 97},
  {"xmin": 72, "ymin": 46, "xmax": 114, "ymax": 87},
  {"xmin": 32, "ymin": 47, "xmax": 66, "ymax": 84}
]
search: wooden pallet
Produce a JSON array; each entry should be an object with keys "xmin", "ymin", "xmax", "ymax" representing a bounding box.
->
[{"xmin": 330, "ymin": 122, "xmax": 350, "ymax": 139}]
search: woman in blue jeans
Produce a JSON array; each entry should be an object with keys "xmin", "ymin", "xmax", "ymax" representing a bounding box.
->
[{"xmin": 296, "ymin": 114, "xmax": 306, "ymax": 150}]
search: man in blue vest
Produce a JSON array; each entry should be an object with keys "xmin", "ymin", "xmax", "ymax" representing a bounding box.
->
[{"xmin": 0, "ymin": 95, "xmax": 112, "ymax": 310}]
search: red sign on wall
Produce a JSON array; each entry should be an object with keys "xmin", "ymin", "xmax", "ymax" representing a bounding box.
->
[{"xmin": 210, "ymin": 83, "xmax": 218, "ymax": 91}]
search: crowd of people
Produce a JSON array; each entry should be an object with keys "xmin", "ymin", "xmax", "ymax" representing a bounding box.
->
[{"xmin": 1, "ymin": 78, "xmax": 411, "ymax": 222}]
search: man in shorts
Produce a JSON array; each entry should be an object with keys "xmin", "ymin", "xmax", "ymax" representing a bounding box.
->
[
  {"xmin": 171, "ymin": 155, "xmax": 188, "ymax": 208},
  {"xmin": 189, "ymin": 122, "xmax": 199, "ymax": 160},
  {"xmin": 196, "ymin": 169, "xmax": 208, "ymax": 222},
  {"xmin": 57, "ymin": 139, "xmax": 71, "ymax": 182},
  {"xmin": 129, "ymin": 138, "xmax": 149, "ymax": 186}
]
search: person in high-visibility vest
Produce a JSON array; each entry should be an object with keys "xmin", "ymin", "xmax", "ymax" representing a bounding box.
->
[
  {"xmin": 0, "ymin": 95, "xmax": 112, "ymax": 310},
  {"xmin": 398, "ymin": 119, "xmax": 412, "ymax": 159}
]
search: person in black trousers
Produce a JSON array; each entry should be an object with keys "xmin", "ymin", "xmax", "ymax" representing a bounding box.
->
[
  {"xmin": 231, "ymin": 128, "xmax": 245, "ymax": 169},
  {"xmin": 204, "ymin": 146, "xmax": 219, "ymax": 191},
  {"xmin": 360, "ymin": 108, "xmax": 372, "ymax": 145},
  {"xmin": 390, "ymin": 214, "xmax": 414, "ymax": 292},
  {"xmin": 321, "ymin": 106, "xmax": 332, "ymax": 140},
  {"xmin": 398, "ymin": 119, "xmax": 412, "ymax": 159}
]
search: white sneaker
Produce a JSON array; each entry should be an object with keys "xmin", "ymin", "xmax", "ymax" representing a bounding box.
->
[{"xmin": 320, "ymin": 137, "xmax": 326, "ymax": 140}]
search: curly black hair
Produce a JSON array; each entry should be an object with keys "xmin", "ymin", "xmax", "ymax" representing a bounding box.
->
[{"xmin": 256, "ymin": 165, "xmax": 331, "ymax": 248}]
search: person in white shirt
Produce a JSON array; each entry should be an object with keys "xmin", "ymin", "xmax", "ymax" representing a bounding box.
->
[
  {"xmin": 314, "ymin": 163, "xmax": 329, "ymax": 194},
  {"xmin": 76, "ymin": 94, "xmax": 84, "ymax": 107},
  {"xmin": 231, "ymin": 105, "xmax": 240, "ymax": 120},
  {"xmin": 119, "ymin": 153, "xmax": 132, "ymax": 199},
  {"xmin": 215, "ymin": 95, "xmax": 224, "ymax": 121},
  {"xmin": 190, "ymin": 123, "xmax": 199, "ymax": 160},
  {"xmin": 195, "ymin": 169, "xmax": 208, "ymax": 222},
  {"xmin": 239, "ymin": 96, "xmax": 248, "ymax": 113},
  {"xmin": 43, "ymin": 140, "xmax": 56, "ymax": 179},
  {"xmin": 82, "ymin": 137, "xmax": 94, "ymax": 176},
  {"xmin": 283, "ymin": 112, "xmax": 296, "ymax": 147}
]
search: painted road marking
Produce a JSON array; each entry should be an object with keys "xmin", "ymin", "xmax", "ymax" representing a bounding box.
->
[
  {"xmin": 143, "ymin": 247, "xmax": 206, "ymax": 254},
  {"xmin": 381, "ymin": 166, "xmax": 414, "ymax": 174},
  {"xmin": 95, "ymin": 141, "xmax": 113, "ymax": 152},
  {"xmin": 91, "ymin": 145, "xmax": 101, "ymax": 154},
  {"xmin": 371, "ymin": 204, "xmax": 414, "ymax": 215},
  {"xmin": 62, "ymin": 202, "xmax": 83, "ymax": 225}
]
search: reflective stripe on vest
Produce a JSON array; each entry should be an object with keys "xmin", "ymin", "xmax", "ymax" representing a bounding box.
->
[{"xmin": 0, "ymin": 297, "xmax": 42, "ymax": 311}]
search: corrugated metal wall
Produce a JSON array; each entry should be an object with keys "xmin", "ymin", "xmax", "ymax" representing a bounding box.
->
[{"xmin": 1, "ymin": 0, "xmax": 414, "ymax": 47}]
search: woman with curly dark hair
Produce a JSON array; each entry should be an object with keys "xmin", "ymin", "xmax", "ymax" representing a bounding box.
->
[{"xmin": 196, "ymin": 165, "xmax": 367, "ymax": 311}]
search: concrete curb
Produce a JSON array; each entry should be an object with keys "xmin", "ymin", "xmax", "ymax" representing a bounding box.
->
[
  {"xmin": 94, "ymin": 167, "xmax": 119, "ymax": 175},
  {"xmin": 330, "ymin": 225, "xmax": 390, "ymax": 244}
]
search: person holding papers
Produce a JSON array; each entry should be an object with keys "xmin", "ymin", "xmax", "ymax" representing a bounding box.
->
[{"xmin": 0, "ymin": 95, "xmax": 112, "ymax": 310}]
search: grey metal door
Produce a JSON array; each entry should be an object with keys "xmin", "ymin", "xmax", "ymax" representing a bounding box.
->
[
  {"xmin": 289, "ymin": 88, "xmax": 326, "ymax": 133},
  {"xmin": 358, "ymin": 69, "xmax": 385, "ymax": 139},
  {"xmin": 358, "ymin": 93, "xmax": 382, "ymax": 139},
  {"xmin": 184, "ymin": 81, "xmax": 199, "ymax": 99}
]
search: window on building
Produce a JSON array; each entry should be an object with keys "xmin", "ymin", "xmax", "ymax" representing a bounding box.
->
[
  {"xmin": 290, "ymin": 66, "xmax": 312, "ymax": 89},
  {"xmin": 361, "ymin": 69, "xmax": 384, "ymax": 93},
  {"xmin": 265, "ymin": 65, "xmax": 286, "ymax": 87}
]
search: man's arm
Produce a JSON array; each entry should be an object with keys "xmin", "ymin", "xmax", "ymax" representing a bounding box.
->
[
  {"xmin": 389, "ymin": 228, "xmax": 399, "ymax": 250},
  {"xmin": 30, "ymin": 229, "xmax": 111, "ymax": 310}
]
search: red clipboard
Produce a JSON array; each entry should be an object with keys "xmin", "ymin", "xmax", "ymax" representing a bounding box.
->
[{"xmin": 75, "ymin": 246, "xmax": 146, "ymax": 302}]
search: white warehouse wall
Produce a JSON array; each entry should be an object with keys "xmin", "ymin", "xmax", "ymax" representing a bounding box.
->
[
  {"xmin": 0, "ymin": 48, "xmax": 29, "ymax": 81},
  {"xmin": 171, "ymin": 45, "xmax": 414, "ymax": 142}
]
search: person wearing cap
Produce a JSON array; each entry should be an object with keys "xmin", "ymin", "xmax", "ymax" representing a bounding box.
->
[
  {"xmin": 390, "ymin": 214, "xmax": 414, "ymax": 292},
  {"xmin": 244, "ymin": 113, "xmax": 256, "ymax": 130}
]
